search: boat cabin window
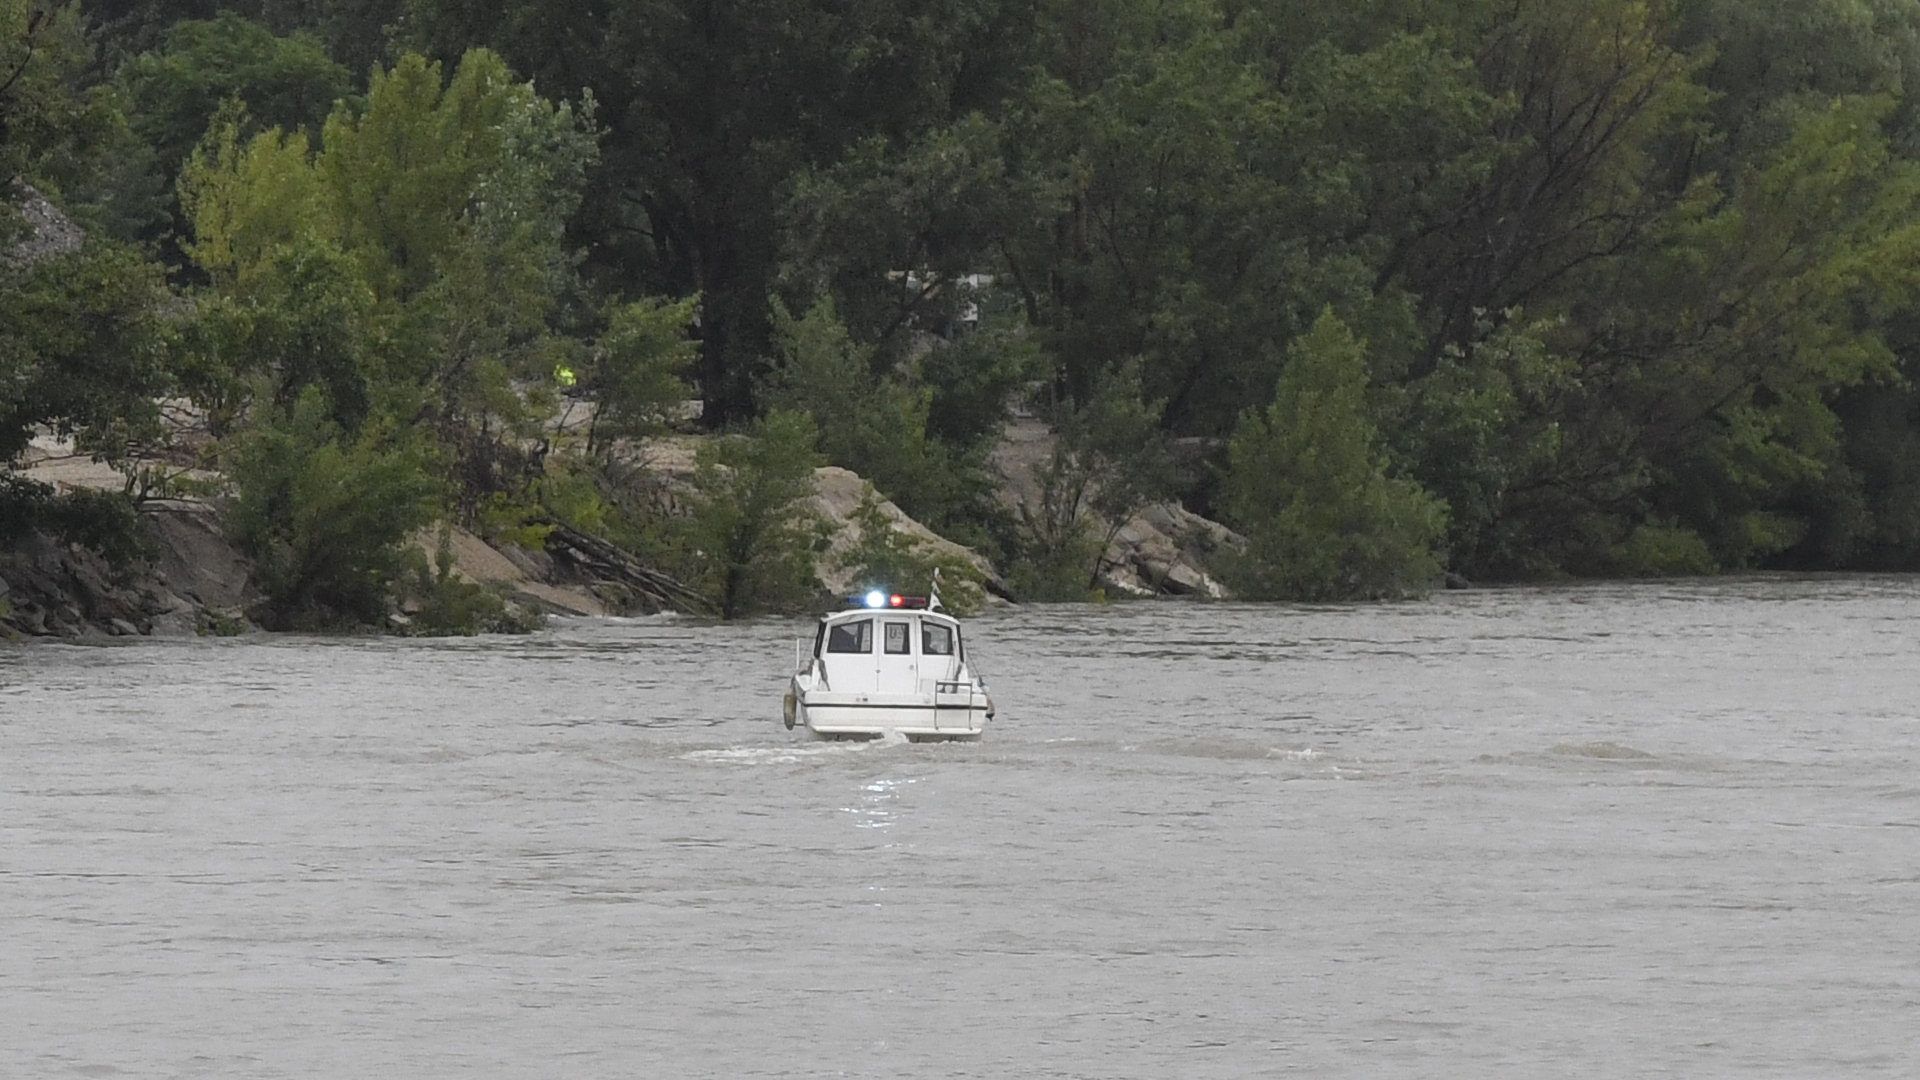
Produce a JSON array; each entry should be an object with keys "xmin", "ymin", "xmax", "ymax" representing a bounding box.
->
[
  {"xmin": 922, "ymin": 623, "xmax": 954, "ymax": 656},
  {"xmin": 826, "ymin": 619, "xmax": 872, "ymax": 654},
  {"xmin": 883, "ymin": 621, "xmax": 911, "ymax": 655}
]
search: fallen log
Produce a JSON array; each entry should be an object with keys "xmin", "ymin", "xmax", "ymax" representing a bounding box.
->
[{"xmin": 535, "ymin": 518, "xmax": 716, "ymax": 616}]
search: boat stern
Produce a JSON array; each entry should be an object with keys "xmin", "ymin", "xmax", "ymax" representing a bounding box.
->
[{"xmin": 796, "ymin": 686, "xmax": 991, "ymax": 741}]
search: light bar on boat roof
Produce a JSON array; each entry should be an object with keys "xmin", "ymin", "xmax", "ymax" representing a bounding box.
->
[{"xmin": 850, "ymin": 591, "xmax": 930, "ymax": 610}]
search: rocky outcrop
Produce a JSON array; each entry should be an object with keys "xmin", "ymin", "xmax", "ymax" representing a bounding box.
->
[
  {"xmin": 0, "ymin": 505, "xmax": 258, "ymax": 640},
  {"xmin": 806, "ymin": 466, "xmax": 1004, "ymax": 597},
  {"xmin": 988, "ymin": 416, "xmax": 1241, "ymax": 598},
  {"xmin": 3, "ymin": 182, "xmax": 85, "ymax": 270},
  {"xmin": 1101, "ymin": 502, "xmax": 1243, "ymax": 599},
  {"xmin": 1, "ymin": 410, "xmax": 1236, "ymax": 639},
  {"xmin": 633, "ymin": 436, "xmax": 1009, "ymax": 599}
]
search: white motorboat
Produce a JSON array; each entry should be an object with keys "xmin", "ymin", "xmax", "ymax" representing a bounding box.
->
[{"xmin": 784, "ymin": 586, "xmax": 994, "ymax": 741}]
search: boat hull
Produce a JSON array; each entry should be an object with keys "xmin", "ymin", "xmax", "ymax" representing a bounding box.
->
[{"xmin": 791, "ymin": 687, "xmax": 992, "ymax": 741}]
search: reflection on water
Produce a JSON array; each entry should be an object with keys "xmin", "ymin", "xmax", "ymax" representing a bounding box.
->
[{"xmin": 5, "ymin": 576, "xmax": 1920, "ymax": 1077}]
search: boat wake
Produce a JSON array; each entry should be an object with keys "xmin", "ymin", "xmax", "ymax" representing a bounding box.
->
[
  {"xmin": 1546, "ymin": 740, "xmax": 1659, "ymax": 761},
  {"xmin": 1122, "ymin": 735, "xmax": 1329, "ymax": 763},
  {"xmin": 681, "ymin": 730, "xmax": 910, "ymax": 765}
]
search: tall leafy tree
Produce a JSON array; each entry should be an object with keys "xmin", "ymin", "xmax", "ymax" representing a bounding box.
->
[
  {"xmin": 1580, "ymin": 94, "xmax": 1920, "ymax": 569},
  {"xmin": 987, "ymin": 1, "xmax": 1500, "ymax": 436},
  {"xmin": 222, "ymin": 387, "xmax": 442, "ymax": 628},
  {"xmin": 3, "ymin": 1, "xmax": 127, "ymax": 218},
  {"xmin": 408, "ymin": 0, "xmax": 1035, "ymax": 426},
  {"xmin": 0, "ymin": 238, "xmax": 173, "ymax": 471},
  {"xmin": 180, "ymin": 49, "xmax": 597, "ymax": 452},
  {"xmin": 116, "ymin": 12, "xmax": 350, "ymax": 250},
  {"xmin": 3, "ymin": 1, "xmax": 177, "ymax": 554},
  {"xmin": 679, "ymin": 409, "xmax": 825, "ymax": 618},
  {"xmin": 1222, "ymin": 311, "xmax": 1446, "ymax": 600},
  {"xmin": 1381, "ymin": 0, "xmax": 1709, "ymax": 372}
]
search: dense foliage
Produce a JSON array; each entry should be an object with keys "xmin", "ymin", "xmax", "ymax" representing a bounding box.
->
[
  {"xmin": 1222, "ymin": 312, "xmax": 1445, "ymax": 600},
  {"xmin": 221, "ymin": 387, "xmax": 438, "ymax": 628},
  {"xmin": 11, "ymin": 0, "xmax": 1920, "ymax": 620},
  {"xmin": 679, "ymin": 410, "xmax": 826, "ymax": 619}
]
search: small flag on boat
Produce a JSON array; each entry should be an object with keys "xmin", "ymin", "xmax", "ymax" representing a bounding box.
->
[{"xmin": 928, "ymin": 567, "xmax": 944, "ymax": 612}]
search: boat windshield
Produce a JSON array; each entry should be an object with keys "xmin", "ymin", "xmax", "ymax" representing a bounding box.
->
[
  {"xmin": 825, "ymin": 619, "xmax": 872, "ymax": 653},
  {"xmin": 883, "ymin": 621, "xmax": 911, "ymax": 654},
  {"xmin": 921, "ymin": 622, "xmax": 954, "ymax": 656}
]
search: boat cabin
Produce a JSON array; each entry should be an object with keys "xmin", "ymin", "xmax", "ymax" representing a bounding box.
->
[
  {"xmin": 787, "ymin": 589, "xmax": 992, "ymax": 739},
  {"xmin": 810, "ymin": 605, "xmax": 967, "ymax": 695}
]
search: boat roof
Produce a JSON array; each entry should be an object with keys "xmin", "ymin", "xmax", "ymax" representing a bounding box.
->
[{"xmin": 819, "ymin": 606, "xmax": 962, "ymax": 627}]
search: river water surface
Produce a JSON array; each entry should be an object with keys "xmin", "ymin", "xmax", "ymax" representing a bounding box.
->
[{"xmin": 5, "ymin": 578, "xmax": 1919, "ymax": 1077}]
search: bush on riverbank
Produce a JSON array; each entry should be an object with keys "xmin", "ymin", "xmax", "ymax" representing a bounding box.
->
[
  {"xmin": 677, "ymin": 411, "xmax": 828, "ymax": 619},
  {"xmin": 835, "ymin": 489, "xmax": 986, "ymax": 615},
  {"xmin": 222, "ymin": 390, "xmax": 440, "ymax": 629},
  {"xmin": 1220, "ymin": 312, "xmax": 1447, "ymax": 602}
]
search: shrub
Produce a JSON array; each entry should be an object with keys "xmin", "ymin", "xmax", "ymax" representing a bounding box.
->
[
  {"xmin": 1017, "ymin": 360, "xmax": 1178, "ymax": 594},
  {"xmin": 222, "ymin": 388, "xmax": 440, "ymax": 628},
  {"xmin": 396, "ymin": 529, "xmax": 541, "ymax": 635},
  {"xmin": 835, "ymin": 488, "xmax": 986, "ymax": 615},
  {"xmin": 584, "ymin": 295, "xmax": 698, "ymax": 454},
  {"xmin": 0, "ymin": 476, "xmax": 150, "ymax": 563},
  {"xmin": 1221, "ymin": 311, "xmax": 1447, "ymax": 601},
  {"xmin": 762, "ymin": 297, "xmax": 979, "ymax": 520},
  {"xmin": 678, "ymin": 410, "xmax": 827, "ymax": 618},
  {"xmin": 1607, "ymin": 524, "xmax": 1717, "ymax": 577},
  {"xmin": 1005, "ymin": 525, "xmax": 1105, "ymax": 602}
]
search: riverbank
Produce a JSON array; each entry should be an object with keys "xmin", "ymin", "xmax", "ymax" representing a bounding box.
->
[{"xmin": 2, "ymin": 421, "xmax": 1239, "ymax": 639}]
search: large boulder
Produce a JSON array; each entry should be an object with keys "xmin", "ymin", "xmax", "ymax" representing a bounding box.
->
[
  {"xmin": 146, "ymin": 504, "xmax": 257, "ymax": 617},
  {"xmin": 0, "ymin": 503, "xmax": 261, "ymax": 639},
  {"xmin": 987, "ymin": 416, "xmax": 1241, "ymax": 598},
  {"xmin": 806, "ymin": 466, "xmax": 1003, "ymax": 597},
  {"xmin": 1103, "ymin": 502, "xmax": 1242, "ymax": 599},
  {"xmin": 637, "ymin": 436, "xmax": 1006, "ymax": 600},
  {"xmin": 3, "ymin": 183, "xmax": 85, "ymax": 270}
]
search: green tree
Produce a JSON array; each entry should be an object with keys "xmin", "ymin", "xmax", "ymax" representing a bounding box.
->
[
  {"xmin": 1222, "ymin": 311, "xmax": 1446, "ymax": 601},
  {"xmin": 1674, "ymin": 0, "xmax": 1920, "ymax": 171},
  {"xmin": 782, "ymin": 115, "xmax": 1030, "ymax": 352},
  {"xmin": 760, "ymin": 297, "xmax": 943, "ymax": 502},
  {"xmin": 82, "ymin": 0, "xmax": 406, "ymax": 73},
  {"xmin": 179, "ymin": 48, "xmax": 597, "ymax": 505},
  {"xmin": 1378, "ymin": 0, "xmax": 1708, "ymax": 374},
  {"xmin": 1397, "ymin": 314, "xmax": 1580, "ymax": 579},
  {"xmin": 222, "ymin": 387, "xmax": 440, "ymax": 628},
  {"xmin": 582, "ymin": 295, "xmax": 698, "ymax": 456},
  {"xmin": 678, "ymin": 409, "xmax": 825, "ymax": 618},
  {"xmin": 0, "ymin": 235, "xmax": 175, "ymax": 561},
  {"xmin": 1020, "ymin": 359, "xmax": 1178, "ymax": 594},
  {"xmin": 117, "ymin": 13, "xmax": 350, "ymax": 246},
  {"xmin": 993, "ymin": 5, "xmax": 1498, "ymax": 436},
  {"xmin": 1548, "ymin": 94, "xmax": 1920, "ymax": 573},
  {"xmin": 920, "ymin": 312, "xmax": 1042, "ymax": 454},
  {"xmin": 0, "ymin": 239, "xmax": 172, "ymax": 467},
  {"xmin": 3, "ymin": 2, "xmax": 133, "ymax": 226},
  {"xmin": 409, "ymin": 0, "xmax": 1037, "ymax": 426},
  {"xmin": 2, "ymin": 4, "xmax": 183, "ymax": 556}
]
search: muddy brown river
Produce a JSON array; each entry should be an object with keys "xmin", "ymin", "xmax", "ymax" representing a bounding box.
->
[{"xmin": 5, "ymin": 578, "xmax": 1918, "ymax": 1076}]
